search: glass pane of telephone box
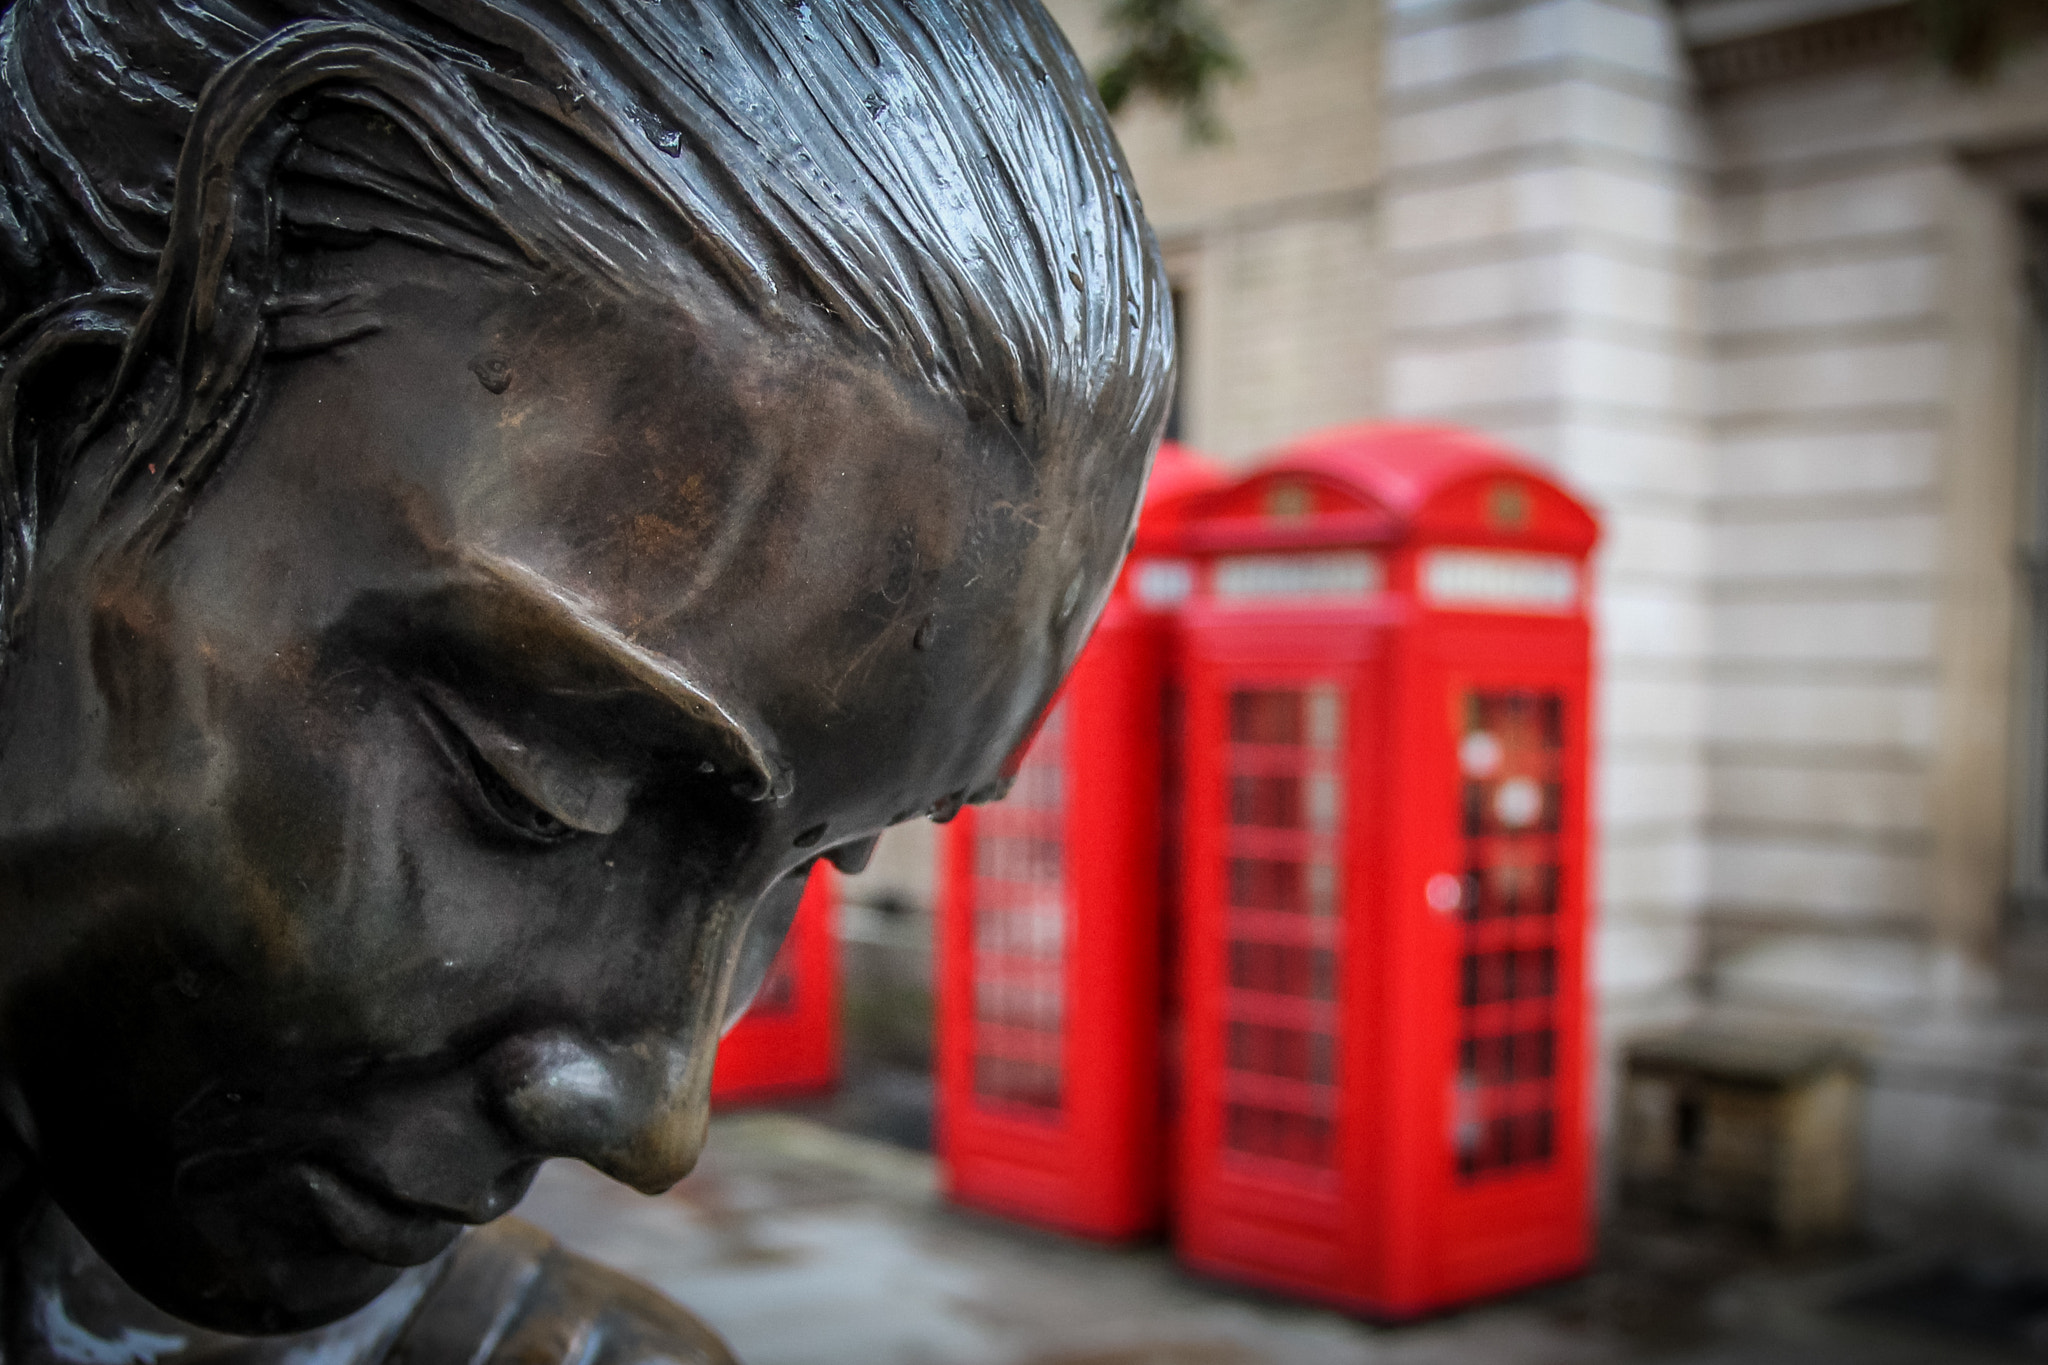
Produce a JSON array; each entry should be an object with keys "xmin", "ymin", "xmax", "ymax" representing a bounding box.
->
[
  {"xmin": 1220, "ymin": 685, "xmax": 1344, "ymax": 1169},
  {"xmin": 1453, "ymin": 690, "xmax": 1565, "ymax": 1179},
  {"xmin": 969, "ymin": 703, "xmax": 1068, "ymax": 1114}
]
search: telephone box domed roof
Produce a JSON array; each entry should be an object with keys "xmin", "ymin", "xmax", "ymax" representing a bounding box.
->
[
  {"xmin": 1134, "ymin": 439, "xmax": 1228, "ymax": 553},
  {"xmin": 1187, "ymin": 423, "xmax": 1600, "ymax": 555}
]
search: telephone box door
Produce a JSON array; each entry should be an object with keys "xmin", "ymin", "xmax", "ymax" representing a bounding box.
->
[
  {"xmin": 938, "ymin": 605, "xmax": 1175, "ymax": 1238},
  {"xmin": 1175, "ymin": 613, "xmax": 1385, "ymax": 1296},
  {"xmin": 1376, "ymin": 613, "xmax": 1592, "ymax": 1312},
  {"xmin": 936, "ymin": 443, "xmax": 1218, "ymax": 1241}
]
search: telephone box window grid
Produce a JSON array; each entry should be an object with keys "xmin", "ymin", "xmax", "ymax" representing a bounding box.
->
[
  {"xmin": 1222, "ymin": 684, "xmax": 1344, "ymax": 1169},
  {"xmin": 970, "ymin": 702, "xmax": 1068, "ymax": 1113},
  {"xmin": 1454, "ymin": 689, "xmax": 1565, "ymax": 1180}
]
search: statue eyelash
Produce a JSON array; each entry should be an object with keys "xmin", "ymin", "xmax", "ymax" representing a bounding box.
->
[{"xmin": 416, "ymin": 696, "xmax": 580, "ymax": 847}]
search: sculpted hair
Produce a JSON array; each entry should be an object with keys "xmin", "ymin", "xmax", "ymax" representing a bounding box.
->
[{"xmin": 0, "ymin": 0, "xmax": 1173, "ymax": 644}]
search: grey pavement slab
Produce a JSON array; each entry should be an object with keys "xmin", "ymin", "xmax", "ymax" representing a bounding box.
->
[{"xmin": 513, "ymin": 1114, "xmax": 2031, "ymax": 1365}]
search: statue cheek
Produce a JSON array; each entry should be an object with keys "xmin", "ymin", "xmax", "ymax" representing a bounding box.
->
[{"xmin": 87, "ymin": 574, "xmax": 188, "ymax": 781}]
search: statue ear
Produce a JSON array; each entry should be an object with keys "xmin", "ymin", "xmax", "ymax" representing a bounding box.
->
[
  {"xmin": 266, "ymin": 289, "xmax": 383, "ymax": 356},
  {"xmin": 108, "ymin": 21, "xmax": 540, "ymax": 517},
  {"xmin": 0, "ymin": 301, "xmax": 137, "ymax": 647},
  {"xmin": 108, "ymin": 25, "xmax": 368, "ymax": 503}
]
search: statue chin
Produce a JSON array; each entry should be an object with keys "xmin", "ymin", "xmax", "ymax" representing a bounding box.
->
[
  {"xmin": 16, "ymin": 1196, "xmax": 412, "ymax": 1348},
  {"xmin": 128, "ymin": 1251, "xmax": 408, "ymax": 1339},
  {"xmin": 64, "ymin": 1193, "xmax": 417, "ymax": 1337},
  {"xmin": 24, "ymin": 1191, "xmax": 739, "ymax": 1363}
]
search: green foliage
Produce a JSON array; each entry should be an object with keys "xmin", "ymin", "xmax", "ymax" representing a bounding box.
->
[
  {"xmin": 1921, "ymin": 0, "xmax": 2003, "ymax": 78},
  {"xmin": 1094, "ymin": 0, "xmax": 1246, "ymax": 144},
  {"xmin": 1090, "ymin": 0, "xmax": 2044, "ymax": 135},
  {"xmin": 1918, "ymin": 0, "xmax": 2046, "ymax": 80}
]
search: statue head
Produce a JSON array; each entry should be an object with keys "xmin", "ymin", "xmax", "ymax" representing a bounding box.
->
[{"xmin": 0, "ymin": 0, "xmax": 1170, "ymax": 1334}]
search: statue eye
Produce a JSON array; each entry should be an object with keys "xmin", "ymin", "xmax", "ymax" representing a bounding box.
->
[
  {"xmin": 456, "ymin": 737, "xmax": 578, "ymax": 845},
  {"xmin": 418, "ymin": 697, "xmax": 581, "ymax": 846}
]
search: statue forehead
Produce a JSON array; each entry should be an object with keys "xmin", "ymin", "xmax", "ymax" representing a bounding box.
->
[
  {"xmin": 441, "ymin": 405, "xmax": 1069, "ymax": 824},
  {"xmin": 399, "ymin": 270, "xmax": 1060, "ymax": 651},
  {"xmin": 206, "ymin": 257, "xmax": 1083, "ymax": 820}
]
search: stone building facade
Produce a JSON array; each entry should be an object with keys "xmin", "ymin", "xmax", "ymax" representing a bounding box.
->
[
  {"xmin": 1043, "ymin": 0, "xmax": 1386, "ymax": 456},
  {"xmin": 1682, "ymin": 0, "xmax": 2048, "ymax": 1243},
  {"xmin": 857, "ymin": 0, "xmax": 2048, "ymax": 1244}
]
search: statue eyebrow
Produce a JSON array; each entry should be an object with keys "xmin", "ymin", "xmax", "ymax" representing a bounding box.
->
[{"xmin": 448, "ymin": 551, "xmax": 785, "ymax": 802}]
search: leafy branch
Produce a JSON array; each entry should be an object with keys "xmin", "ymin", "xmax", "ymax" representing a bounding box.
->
[
  {"xmin": 1918, "ymin": 0, "xmax": 2045, "ymax": 80},
  {"xmin": 1094, "ymin": 0, "xmax": 1246, "ymax": 144},
  {"xmin": 1089, "ymin": 0, "xmax": 2041, "ymax": 146}
]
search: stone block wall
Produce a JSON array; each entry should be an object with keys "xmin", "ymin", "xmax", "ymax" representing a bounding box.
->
[
  {"xmin": 1379, "ymin": 0, "xmax": 1715, "ymax": 1048},
  {"xmin": 1041, "ymin": 0, "xmax": 1387, "ymax": 459},
  {"xmin": 1697, "ymin": 46, "xmax": 2048, "ymax": 1021},
  {"xmin": 1693, "ymin": 30, "xmax": 2048, "ymax": 1242}
]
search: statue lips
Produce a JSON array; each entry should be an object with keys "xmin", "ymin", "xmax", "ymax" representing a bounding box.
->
[{"xmin": 297, "ymin": 1163, "xmax": 469, "ymax": 1268}]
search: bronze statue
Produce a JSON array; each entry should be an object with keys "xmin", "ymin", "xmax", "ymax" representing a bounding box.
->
[{"xmin": 0, "ymin": 0, "xmax": 1172, "ymax": 1360}]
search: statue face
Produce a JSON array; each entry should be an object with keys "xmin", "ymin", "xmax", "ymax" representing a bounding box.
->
[{"xmin": 0, "ymin": 243, "xmax": 1130, "ymax": 1331}]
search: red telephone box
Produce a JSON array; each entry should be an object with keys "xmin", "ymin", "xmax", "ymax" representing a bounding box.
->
[
  {"xmin": 936, "ymin": 442, "xmax": 1223, "ymax": 1239},
  {"xmin": 712, "ymin": 865, "xmax": 840, "ymax": 1104},
  {"xmin": 1172, "ymin": 423, "xmax": 1599, "ymax": 1316}
]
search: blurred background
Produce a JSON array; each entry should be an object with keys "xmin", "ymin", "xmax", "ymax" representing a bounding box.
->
[{"xmin": 520, "ymin": 2, "xmax": 2048, "ymax": 1360}]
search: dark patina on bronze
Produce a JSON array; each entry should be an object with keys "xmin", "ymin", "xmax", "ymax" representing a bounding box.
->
[{"xmin": 0, "ymin": 1, "xmax": 1173, "ymax": 1360}]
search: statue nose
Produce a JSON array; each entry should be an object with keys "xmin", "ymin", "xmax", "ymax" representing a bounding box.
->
[{"xmin": 485, "ymin": 1029, "xmax": 711, "ymax": 1194}]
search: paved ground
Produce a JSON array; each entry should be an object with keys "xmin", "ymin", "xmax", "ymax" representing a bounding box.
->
[{"xmin": 515, "ymin": 1112, "xmax": 2041, "ymax": 1365}]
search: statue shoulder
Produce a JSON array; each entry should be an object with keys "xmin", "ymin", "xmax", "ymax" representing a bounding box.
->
[{"xmin": 385, "ymin": 1219, "xmax": 735, "ymax": 1365}]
